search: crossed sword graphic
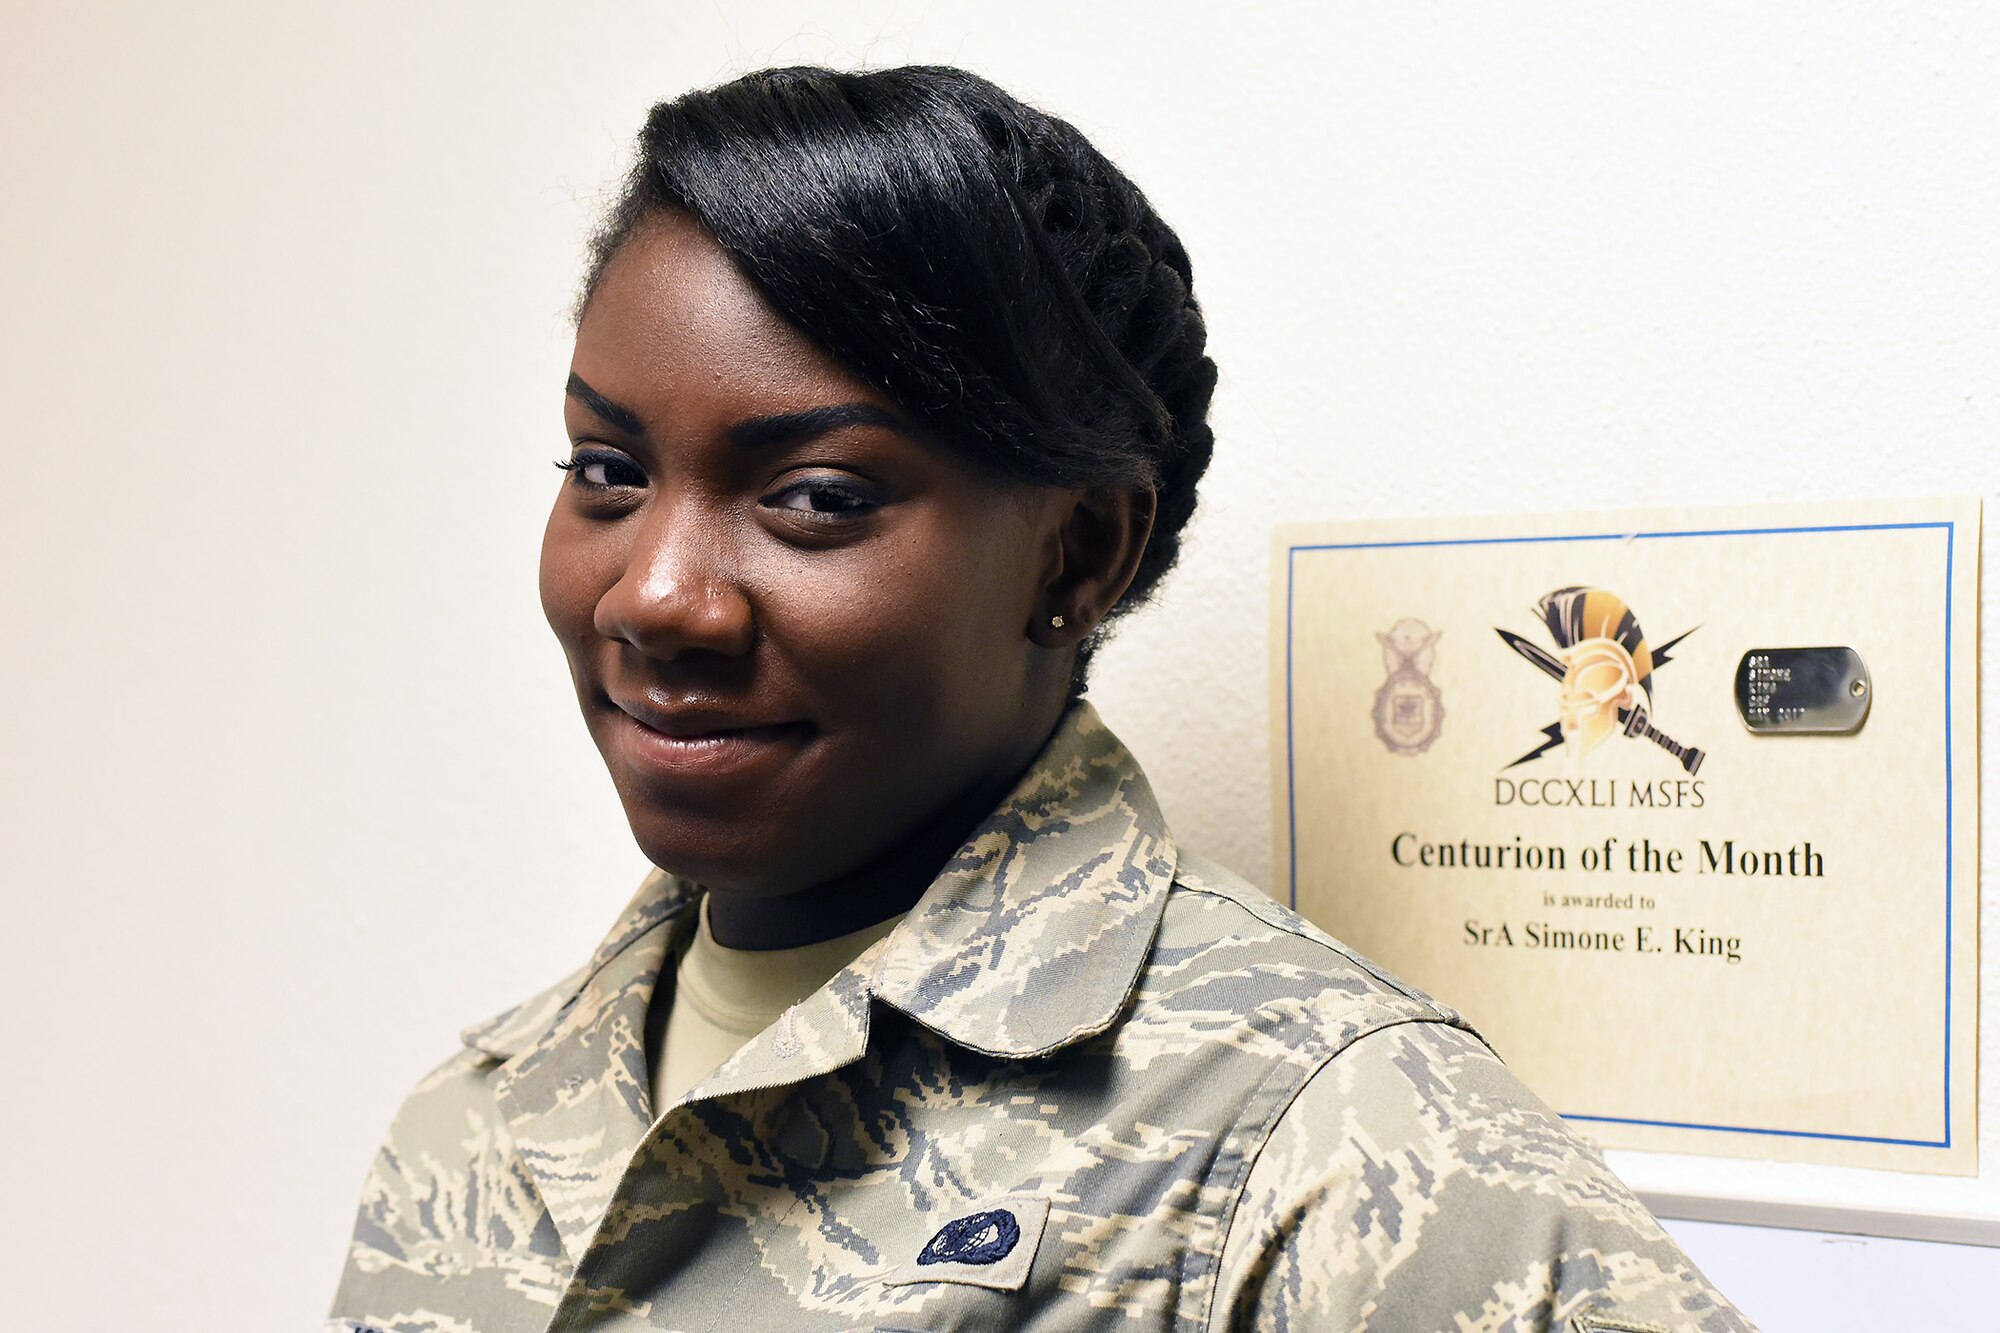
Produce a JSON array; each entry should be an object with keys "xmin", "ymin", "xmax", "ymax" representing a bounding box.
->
[{"xmin": 1495, "ymin": 629, "xmax": 1706, "ymax": 776}]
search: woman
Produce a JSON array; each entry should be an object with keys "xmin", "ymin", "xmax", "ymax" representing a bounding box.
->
[{"xmin": 330, "ymin": 66, "xmax": 1753, "ymax": 1332}]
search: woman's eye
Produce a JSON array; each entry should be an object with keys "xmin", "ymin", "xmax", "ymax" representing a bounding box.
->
[
  {"xmin": 763, "ymin": 477, "xmax": 882, "ymax": 521},
  {"xmin": 554, "ymin": 449, "xmax": 646, "ymax": 490}
]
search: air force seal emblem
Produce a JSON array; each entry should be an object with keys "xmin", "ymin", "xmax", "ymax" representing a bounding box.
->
[{"xmin": 1374, "ymin": 618, "xmax": 1444, "ymax": 754}]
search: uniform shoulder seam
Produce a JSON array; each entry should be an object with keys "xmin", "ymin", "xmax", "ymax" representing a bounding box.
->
[
  {"xmin": 457, "ymin": 962, "xmax": 592, "ymax": 1060},
  {"xmin": 1169, "ymin": 849, "xmax": 1461, "ymax": 1022}
]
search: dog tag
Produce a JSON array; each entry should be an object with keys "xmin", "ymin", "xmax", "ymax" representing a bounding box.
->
[{"xmin": 1735, "ymin": 648, "xmax": 1870, "ymax": 733}]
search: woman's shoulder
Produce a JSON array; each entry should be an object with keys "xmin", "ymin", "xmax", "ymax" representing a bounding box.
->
[
  {"xmin": 457, "ymin": 960, "xmax": 595, "ymax": 1062},
  {"xmin": 1158, "ymin": 855, "xmax": 1758, "ymax": 1330},
  {"xmin": 358, "ymin": 961, "xmax": 595, "ymax": 1171},
  {"xmin": 333, "ymin": 970, "xmax": 590, "ymax": 1313},
  {"xmin": 1149, "ymin": 848, "xmax": 1480, "ymax": 1052}
]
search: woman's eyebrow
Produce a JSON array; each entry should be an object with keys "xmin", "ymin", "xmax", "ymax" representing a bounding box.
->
[
  {"xmin": 729, "ymin": 402, "xmax": 914, "ymax": 450},
  {"xmin": 565, "ymin": 374, "xmax": 645, "ymax": 436}
]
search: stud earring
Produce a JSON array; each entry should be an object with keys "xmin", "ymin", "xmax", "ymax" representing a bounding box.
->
[{"xmin": 1050, "ymin": 614, "xmax": 1066, "ymax": 629}]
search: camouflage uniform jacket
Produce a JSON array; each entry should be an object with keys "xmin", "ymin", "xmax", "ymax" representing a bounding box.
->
[{"xmin": 330, "ymin": 704, "xmax": 1754, "ymax": 1333}]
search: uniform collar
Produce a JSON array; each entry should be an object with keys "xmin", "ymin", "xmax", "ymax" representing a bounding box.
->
[
  {"xmin": 869, "ymin": 700, "xmax": 1178, "ymax": 1056},
  {"xmin": 459, "ymin": 868, "xmax": 694, "ymax": 1060},
  {"xmin": 464, "ymin": 871, "xmax": 696, "ymax": 1259},
  {"xmin": 461, "ymin": 700, "xmax": 1176, "ymax": 1260},
  {"xmin": 465, "ymin": 700, "xmax": 1176, "ymax": 1064}
]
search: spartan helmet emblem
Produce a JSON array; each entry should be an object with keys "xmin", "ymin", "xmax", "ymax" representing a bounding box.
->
[
  {"xmin": 1496, "ymin": 587, "xmax": 1704, "ymax": 774},
  {"xmin": 1539, "ymin": 588, "xmax": 1653, "ymax": 758}
]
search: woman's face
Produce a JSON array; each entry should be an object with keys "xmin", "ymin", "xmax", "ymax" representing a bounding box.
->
[{"xmin": 542, "ymin": 212, "xmax": 1078, "ymax": 899}]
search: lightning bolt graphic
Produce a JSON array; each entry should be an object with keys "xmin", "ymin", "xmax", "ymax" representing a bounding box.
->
[{"xmin": 1505, "ymin": 722, "xmax": 1566, "ymax": 770}]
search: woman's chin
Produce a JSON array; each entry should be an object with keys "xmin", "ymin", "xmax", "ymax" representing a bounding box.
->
[{"xmin": 624, "ymin": 819, "xmax": 820, "ymax": 898}]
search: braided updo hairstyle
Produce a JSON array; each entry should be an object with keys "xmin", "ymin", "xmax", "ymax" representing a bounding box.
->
[{"xmin": 582, "ymin": 65, "xmax": 1217, "ymax": 690}]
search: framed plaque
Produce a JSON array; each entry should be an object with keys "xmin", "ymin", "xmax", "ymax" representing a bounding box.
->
[{"xmin": 1272, "ymin": 497, "xmax": 1979, "ymax": 1175}]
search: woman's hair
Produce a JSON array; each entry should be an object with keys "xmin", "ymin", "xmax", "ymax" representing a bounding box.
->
[{"xmin": 583, "ymin": 65, "xmax": 1217, "ymax": 685}]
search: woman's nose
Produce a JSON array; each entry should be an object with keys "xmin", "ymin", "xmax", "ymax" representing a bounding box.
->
[{"xmin": 592, "ymin": 506, "xmax": 755, "ymax": 661}]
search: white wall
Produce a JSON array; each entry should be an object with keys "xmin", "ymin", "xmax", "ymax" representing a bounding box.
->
[{"xmin": 4, "ymin": 3, "xmax": 1996, "ymax": 1329}]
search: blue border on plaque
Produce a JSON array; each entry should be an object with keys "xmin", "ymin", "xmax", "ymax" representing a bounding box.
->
[{"xmin": 1283, "ymin": 521, "xmax": 1956, "ymax": 1150}]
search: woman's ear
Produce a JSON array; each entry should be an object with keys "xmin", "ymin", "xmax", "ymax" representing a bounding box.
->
[{"xmin": 1028, "ymin": 485, "xmax": 1157, "ymax": 646}]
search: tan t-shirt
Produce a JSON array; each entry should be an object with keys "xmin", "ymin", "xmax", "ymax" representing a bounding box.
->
[{"xmin": 648, "ymin": 898, "xmax": 905, "ymax": 1116}]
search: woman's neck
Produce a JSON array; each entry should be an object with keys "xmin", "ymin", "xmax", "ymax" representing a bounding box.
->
[{"xmin": 703, "ymin": 711, "xmax": 1064, "ymax": 950}]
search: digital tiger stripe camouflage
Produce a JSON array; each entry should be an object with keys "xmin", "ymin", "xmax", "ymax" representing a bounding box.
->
[{"xmin": 330, "ymin": 703, "xmax": 1755, "ymax": 1331}]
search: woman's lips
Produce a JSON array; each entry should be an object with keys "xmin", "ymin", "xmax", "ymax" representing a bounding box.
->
[{"xmin": 608, "ymin": 701, "xmax": 806, "ymax": 781}]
